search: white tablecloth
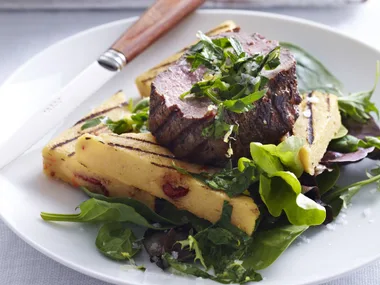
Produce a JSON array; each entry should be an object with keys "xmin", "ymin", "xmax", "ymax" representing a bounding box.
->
[{"xmin": 2, "ymin": 2, "xmax": 380, "ymax": 284}]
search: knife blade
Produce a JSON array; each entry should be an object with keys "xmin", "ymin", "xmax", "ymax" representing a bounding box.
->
[{"xmin": 0, "ymin": 0, "xmax": 205, "ymax": 170}]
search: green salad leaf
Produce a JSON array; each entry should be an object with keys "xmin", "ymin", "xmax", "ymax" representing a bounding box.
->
[
  {"xmin": 252, "ymin": 137, "xmax": 305, "ymax": 177},
  {"xmin": 163, "ymin": 253, "xmax": 262, "ymax": 284},
  {"xmin": 178, "ymin": 235, "xmax": 207, "ymax": 269},
  {"xmin": 41, "ymin": 198, "xmax": 165, "ymax": 229},
  {"xmin": 338, "ymin": 61, "xmax": 380, "ymax": 123},
  {"xmin": 322, "ymin": 165, "xmax": 380, "ymax": 217},
  {"xmin": 329, "ymin": 134, "xmax": 380, "ymax": 153},
  {"xmin": 249, "ymin": 142, "xmax": 283, "ymax": 175},
  {"xmin": 243, "ymin": 224, "xmax": 309, "ymax": 270},
  {"xmin": 81, "ymin": 187, "xmax": 184, "ymax": 226},
  {"xmin": 164, "ymin": 202, "xmax": 262, "ymax": 284},
  {"xmin": 281, "ymin": 42, "xmax": 379, "ymax": 123},
  {"xmin": 95, "ymin": 222, "xmax": 141, "ymax": 261},
  {"xmin": 260, "ymin": 172, "xmax": 326, "ymax": 226},
  {"xmin": 316, "ymin": 164, "xmax": 340, "ymax": 195},
  {"xmin": 280, "ymin": 42, "xmax": 343, "ymax": 95},
  {"xmin": 250, "ymin": 141, "xmax": 326, "ymax": 226},
  {"xmin": 333, "ymin": 125, "xmax": 349, "ymax": 139}
]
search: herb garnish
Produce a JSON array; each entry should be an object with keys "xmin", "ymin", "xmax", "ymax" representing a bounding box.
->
[
  {"xmin": 181, "ymin": 31, "xmax": 281, "ymax": 143},
  {"xmin": 81, "ymin": 97, "xmax": 149, "ymax": 134},
  {"xmin": 173, "ymin": 159, "xmax": 257, "ymax": 198}
]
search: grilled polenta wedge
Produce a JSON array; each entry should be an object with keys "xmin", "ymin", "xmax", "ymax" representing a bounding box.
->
[
  {"xmin": 135, "ymin": 20, "xmax": 238, "ymax": 98},
  {"xmin": 75, "ymin": 133, "xmax": 260, "ymax": 235},
  {"xmin": 293, "ymin": 91, "xmax": 341, "ymax": 175},
  {"xmin": 42, "ymin": 91, "xmax": 155, "ymax": 208}
]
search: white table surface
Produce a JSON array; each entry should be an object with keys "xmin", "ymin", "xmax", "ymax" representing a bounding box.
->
[{"xmin": 1, "ymin": 2, "xmax": 380, "ymax": 284}]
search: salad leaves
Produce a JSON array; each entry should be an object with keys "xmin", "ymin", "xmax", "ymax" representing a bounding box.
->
[
  {"xmin": 95, "ymin": 222, "xmax": 141, "ymax": 261},
  {"xmin": 81, "ymin": 98, "xmax": 149, "ymax": 133},
  {"xmin": 250, "ymin": 137, "xmax": 305, "ymax": 177},
  {"xmin": 250, "ymin": 142, "xmax": 326, "ymax": 225},
  {"xmin": 243, "ymin": 224, "xmax": 309, "ymax": 270},
  {"xmin": 164, "ymin": 253, "xmax": 262, "ymax": 284},
  {"xmin": 164, "ymin": 203, "xmax": 263, "ymax": 283},
  {"xmin": 322, "ymin": 165, "xmax": 380, "ymax": 217},
  {"xmin": 82, "ymin": 187, "xmax": 184, "ymax": 226},
  {"xmin": 260, "ymin": 173, "xmax": 326, "ymax": 226},
  {"xmin": 338, "ymin": 61, "xmax": 380, "ymax": 123},
  {"xmin": 329, "ymin": 134, "xmax": 380, "ymax": 153},
  {"xmin": 280, "ymin": 42, "xmax": 343, "ymax": 95},
  {"xmin": 41, "ymin": 198, "xmax": 165, "ymax": 229},
  {"xmin": 281, "ymin": 42, "xmax": 380, "ymax": 123}
]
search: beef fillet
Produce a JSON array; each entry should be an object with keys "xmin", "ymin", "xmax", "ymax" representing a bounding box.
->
[{"xmin": 149, "ymin": 31, "xmax": 301, "ymax": 166}]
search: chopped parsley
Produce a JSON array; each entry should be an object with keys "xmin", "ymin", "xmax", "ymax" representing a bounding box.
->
[{"xmin": 81, "ymin": 98, "xmax": 149, "ymax": 134}]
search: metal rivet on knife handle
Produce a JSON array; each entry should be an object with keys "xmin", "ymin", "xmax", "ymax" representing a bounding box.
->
[
  {"xmin": 98, "ymin": 49, "xmax": 127, "ymax": 72},
  {"xmin": 98, "ymin": 0, "xmax": 205, "ymax": 72}
]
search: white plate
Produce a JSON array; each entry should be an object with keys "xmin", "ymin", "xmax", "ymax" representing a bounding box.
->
[{"xmin": 1, "ymin": 10, "xmax": 380, "ymax": 285}]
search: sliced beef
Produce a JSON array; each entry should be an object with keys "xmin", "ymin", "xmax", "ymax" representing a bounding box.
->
[{"xmin": 149, "ymin": 31, "xmax": 301, "ymax": 166}]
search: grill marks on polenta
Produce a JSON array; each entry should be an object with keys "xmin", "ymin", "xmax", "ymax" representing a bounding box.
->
[{"xmin": 51, "ymin": 104, "xmax": 126, "ymax": 151}]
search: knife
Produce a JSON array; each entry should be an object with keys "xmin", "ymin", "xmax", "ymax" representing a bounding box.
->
[{"xmin": 0, "ymin": 0, "xmax": 205, "ymax": 170}]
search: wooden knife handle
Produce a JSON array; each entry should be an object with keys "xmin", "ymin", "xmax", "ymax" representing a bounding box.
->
[{"xmin": 98, "ymin": 0, "xmax": 205, "ymax": 71}]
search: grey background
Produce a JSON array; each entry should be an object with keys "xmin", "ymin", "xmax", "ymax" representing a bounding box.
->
[{"xmin": 1, "ymin": 2, "xmax": 380, "ymax": 284}]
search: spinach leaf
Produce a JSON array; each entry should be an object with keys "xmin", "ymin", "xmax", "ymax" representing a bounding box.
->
[
  {"xmin": 259, "ymin": 172, "xmax": 326, "ymax": 226},
  {"xmin": 322, "ymin": 165, "xmax": 380, "ymax": 218},
  {"xmin": 40, "ymin": 198, "xmax": 164, "ymax": 229},
  {"xmin": 154, "ymin": 199, "xmax": 211, "ymax": 232},
  {"xmin": 280, "ymin": 42, "xmax": 343, "ymax": 95},
  {"xmin": 243, "ymin": 224, "xmax": 308, "ymax": 270},
  {"xmin": 329, "ymin": 134, "xmax": 380, "ymax": 153},
  {"xmin": 95, "ymin": 222, "xmax": 141, "ymax": 261},
  {"xmin": 338, "ymin": 61, "xmax": 380, "ymax": 123},
  {"xmin": 329, "ymin": 135, "xmax": 361, "ymax": 152},
  {"xmin": 282, "ymin": 42, "xmax": 379, "ymax": 123},
  {"xmin": 316, "ymin": 164, "xmax": 340, "ymax": 195},
  {"xmin": 81, "ymin": 187, "xmax": 184, "ymax": 226}
]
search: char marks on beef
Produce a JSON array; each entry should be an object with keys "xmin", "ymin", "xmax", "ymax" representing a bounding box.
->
[{"xmin": 149, "ymin": 31, "xmax": 301, "ymax": 166}]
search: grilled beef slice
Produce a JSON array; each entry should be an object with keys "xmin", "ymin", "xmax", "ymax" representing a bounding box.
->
[{"xmin": 149, "ymin": 32, "xmax": 301, "ymax": 166}]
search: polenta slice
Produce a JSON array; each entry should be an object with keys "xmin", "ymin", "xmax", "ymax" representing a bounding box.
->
[
  {"xmin": 42, "ymin": 91, "xmax": 155, "ymax": 208},
  {"xmin": 135, "ymin": 20, "xmax": 238, "ymax": 98},
  {"xmin": 293, "ymin": 91, "xmax": 342, "ymax": 175},
  {"xmin": 75, "ymin": 132, "xmax": 260, "ymax": 235}
]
